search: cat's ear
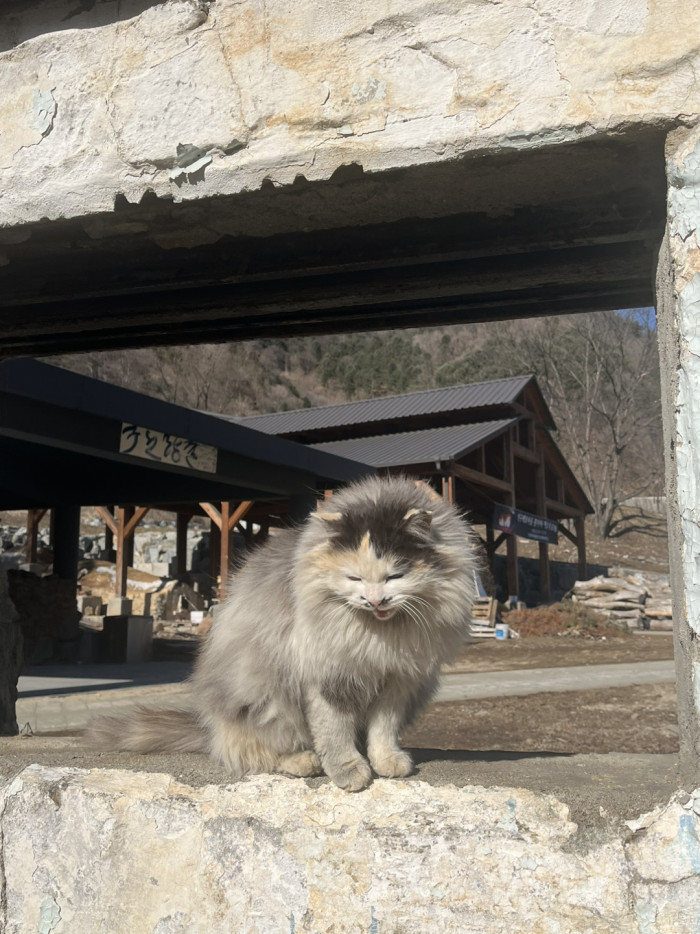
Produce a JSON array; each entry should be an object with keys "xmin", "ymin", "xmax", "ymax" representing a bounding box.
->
[
  {"xmin": 403, "ymin": 508, "xmax": 433, "ymax": 532},
  {"xmin": 311, "ymin": 511, "xmax": 343, "ymax": 522}
]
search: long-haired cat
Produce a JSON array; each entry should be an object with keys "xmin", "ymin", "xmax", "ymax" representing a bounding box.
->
[{"xmin": 89, "ymin": 476, "xmax": 477, "ymax": 791}]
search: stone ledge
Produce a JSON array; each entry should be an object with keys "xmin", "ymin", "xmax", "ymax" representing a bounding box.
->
[{"xmin": 1, "ymin": 763, "xmax": 698, "ymax": 933}]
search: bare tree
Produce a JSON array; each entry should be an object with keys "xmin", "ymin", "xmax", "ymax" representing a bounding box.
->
[{"xmin": 521, "ymin": 310, "xmax": 663, "ymax": 538}]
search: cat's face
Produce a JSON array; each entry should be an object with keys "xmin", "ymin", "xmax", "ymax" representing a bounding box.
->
[{"xmin": 308, "ymin": 507, "xmax": 439, "ymax": 622}]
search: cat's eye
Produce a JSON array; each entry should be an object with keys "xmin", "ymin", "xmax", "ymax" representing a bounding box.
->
[
  {"xmin": 386, "ymin": 573, "xmax": 404, "ymax": 581},
  {"xmin": 347, "ymin": 575, "xmax": 361, "ymax": 581}
]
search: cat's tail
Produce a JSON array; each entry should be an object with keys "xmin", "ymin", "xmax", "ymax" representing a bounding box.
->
[{"xmin": 86, "ymin": 705, "xmax": 207, "ymax": 755}]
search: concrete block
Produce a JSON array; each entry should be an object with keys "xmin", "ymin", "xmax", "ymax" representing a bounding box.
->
[
  {"xmin": 80, "ymin": 615, "xmax": 153, "ymax": 663},
  {"xmin": 76, "ymin": 595, "xmax": 104, "ymax": 615},
  {"xmin": 106, "ymin": 597, "xmax": 132, "ymax": 616},
  {"xmin": 125, "ymin": 615, "xmax": 153, "ymax": 664}
]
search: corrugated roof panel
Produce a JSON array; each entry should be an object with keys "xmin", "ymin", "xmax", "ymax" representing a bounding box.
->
[
  {"xmin": 231, "ymin": 375, "xmax": 533, "ymax": 436},
  {"xmin": 309, "ymin": 419, "xmax": 519, "ymax": 467}
]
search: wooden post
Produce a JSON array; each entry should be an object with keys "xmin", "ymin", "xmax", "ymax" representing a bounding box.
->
[
  {"xmin": 441, "ymin": 471, "xmax": 455, "ymax": 505},
  {"xmin": 575, "ymin": 516, "xmax": 587, "ymax": 581},
  {"xmin": 209, "ymin": 517, "xmax": 220, "ymax": 584},
  {"xmin": 105, "ymin": 505, "xmax": 115, "ymax": 560},
  {"xmin": 176, "ymin": 512, "xmax": 189, "ymax": 580},
  {"xmin": 115, "ymin": 506, "xmax": 132, "ymax": 598},
  {"xmin": 113, "ymin": 506, "xmax": 149, "ymax": 598},
  {"xmin": 200, "ymin": 501, "xmax": 254, "ymax": 598},
  {"xmin": 505, "ymin": 431, "xmax": 519, "ymax": 600},
  {"xmin": 51, "ymin": 504, "xmax": 81, "ymax": 581},
  {"xmin": 535, "ymin": 449, "xmax": 551, "ymax": 604},
  {"xmin": 485, "ymin": 524, "xmax": 495, "ymax": 559},
  {"xmin": 96, "ymin": 506, "xmax": 117, "ymax": 563},
  {"xmin": 220, "ymin": 502, "xmax": 232, "ymax": 593},
  {"xmin": 538, "ymin": 542, "xmax": 551, "ymax": 603},
  {"xmin": 25, "ymin": 509, "xmax": 47, "ymax": 564}
]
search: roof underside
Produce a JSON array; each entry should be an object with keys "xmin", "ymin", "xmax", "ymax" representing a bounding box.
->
[
  {"xmin": 0, "ymin": 131, "xmax": 666, "ymax": 356},
  {"xmin": 0, "ymin": 360, "xmax": 371, "ymax": 509}
]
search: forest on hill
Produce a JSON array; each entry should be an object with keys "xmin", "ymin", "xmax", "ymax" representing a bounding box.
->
[{"xmin": 50, "ymin": 309, "xmax": 663, "ymax": 539}]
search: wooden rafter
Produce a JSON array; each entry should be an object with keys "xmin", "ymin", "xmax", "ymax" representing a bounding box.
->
[
  {"xmin": 199, "ymin": 502, "xmax": 222, "ymax": 528},
  {"xmin": 95, "ymin": 506, "xmax": 118, "ymax": 536}
]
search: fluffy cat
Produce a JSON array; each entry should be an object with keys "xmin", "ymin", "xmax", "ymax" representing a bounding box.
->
[{"xmin": 89, "ymin": 476, "xmax": 477, "ymax": 791}]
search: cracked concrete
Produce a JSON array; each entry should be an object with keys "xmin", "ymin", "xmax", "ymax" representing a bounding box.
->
[{"xmin": 0, "ymin": 0, "xmax": 698, "ymax": 225}]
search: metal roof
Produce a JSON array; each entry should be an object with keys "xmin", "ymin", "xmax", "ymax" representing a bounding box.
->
[
  {"xmin": 309, "ymin": 419, "xmax": 519, "ymax": 468},
  {"xmin": 233, "ymin": 375, "xmax": 535, "ymax": 436}
]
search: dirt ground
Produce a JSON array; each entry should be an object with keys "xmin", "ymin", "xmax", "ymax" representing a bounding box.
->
[
  {"xmin": 154, "ymin": 630, "xmax": 678, "ymax": 757},
  {"xmin": 446, "ymin": 632, "xmax": 675, "ymax": 673},
  {"xmin": 405, "ymin": 633, "xmax": 678, "ymax": 756}
]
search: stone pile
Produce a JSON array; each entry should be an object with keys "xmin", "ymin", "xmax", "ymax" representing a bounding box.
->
[{"xmin": 571, "ymin": 571, "xmax": 673, "ymax": 630}]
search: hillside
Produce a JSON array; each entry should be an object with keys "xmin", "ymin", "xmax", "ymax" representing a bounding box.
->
[{"xmin": 49, "ymin": 309, "xmax": 664, "ymax": 541}]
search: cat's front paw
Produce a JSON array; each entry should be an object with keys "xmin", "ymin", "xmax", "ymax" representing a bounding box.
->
[
  {"xmin": 328, "ymin": 757, "xmax": 373, "ymax": 792},
  {"xmin": 277, "ymin": 750, "xmax": 323, "ymax": 777},
  {"xmin": 370, "ymin": 748, "xmax": 414, "ymax": 778}
]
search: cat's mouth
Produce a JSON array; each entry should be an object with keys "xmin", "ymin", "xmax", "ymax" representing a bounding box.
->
[{"xmin": 371, "ymin": 607, "xmax": 396, "ymax": 620}]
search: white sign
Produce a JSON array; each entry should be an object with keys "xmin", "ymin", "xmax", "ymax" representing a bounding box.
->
[{"xmin": 119, "ymin": 423, "xmax": 218, "ymax": 473}]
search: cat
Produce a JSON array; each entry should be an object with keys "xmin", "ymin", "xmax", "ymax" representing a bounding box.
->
[{"xmin": 88, "ymin": 475, "xmax": 477, "ymax": 791}]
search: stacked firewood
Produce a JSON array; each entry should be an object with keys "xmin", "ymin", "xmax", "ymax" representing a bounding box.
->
[{"xmin": 570, "ymin": 573, "xmax": 673, "ymax": 630}]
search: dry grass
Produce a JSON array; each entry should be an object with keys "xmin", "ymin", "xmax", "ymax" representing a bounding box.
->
[{"xmin": 504, "ymin": 600, "xmax": 626, "ymax": 639}]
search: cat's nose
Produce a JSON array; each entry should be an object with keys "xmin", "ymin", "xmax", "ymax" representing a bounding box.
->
[{"xmin": 367, "ymin": 595, "xmax": 389, "ymax": 608}]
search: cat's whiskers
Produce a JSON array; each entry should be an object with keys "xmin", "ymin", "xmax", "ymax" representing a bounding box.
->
[{"xmin": 399, "ymin": 600, "xmax": 431, "ymax": 640}]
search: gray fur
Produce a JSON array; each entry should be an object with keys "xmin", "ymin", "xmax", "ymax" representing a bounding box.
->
[{"xmin": 88, "ymin": 476, "xmax": 477, "ymax": 791}]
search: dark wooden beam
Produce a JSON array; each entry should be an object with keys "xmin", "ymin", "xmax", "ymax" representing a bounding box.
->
[{"xmin": 452, "ymin": 462, "xmax": 512, "ymax": 493}]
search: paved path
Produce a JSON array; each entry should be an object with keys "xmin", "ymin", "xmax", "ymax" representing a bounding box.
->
[
  {"xmin": 15, "ymin": 659, "xmax": 676, "ymax": 732},
  {"xmin": 435, "ymin": 660, "xmax": 676, "ymax": 702},
  {"xmin": 18, "ymin": 662, "xmax": 192, "ymax": 697}
]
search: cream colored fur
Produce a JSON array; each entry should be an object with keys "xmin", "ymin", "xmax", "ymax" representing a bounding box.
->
[{"xmin": 88, "ymin": 476, "xmax": 477, "ymax": 791}]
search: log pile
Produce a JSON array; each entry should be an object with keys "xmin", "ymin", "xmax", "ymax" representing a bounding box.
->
[{"xmin": 571, "ymin": 573, "xmax": 673, "ymax": 630}]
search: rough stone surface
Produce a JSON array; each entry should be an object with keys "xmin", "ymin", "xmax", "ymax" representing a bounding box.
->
[
  {"xmin": 1, "ymin": 0, "xmax": 699, "ymax": 228},
  {"xmin": 0, "ymin": 766, "xmax": 698, "ymax": 933},
  {"xmin": 657, "ymin": 122, "xmax": 700, "ymax": 778}
]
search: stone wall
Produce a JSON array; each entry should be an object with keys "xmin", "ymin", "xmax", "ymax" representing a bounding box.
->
[
  {"xmin": 6, "ymin": 570, "xmax": 80, "ymax": 666},
  {"xmin": 1, "ymin": 0, "xmax": 698, "ymax": 229},
  {"xmin": 1, "ymin": 766, "xmax": 699, "ymax": 933},
  {"xmin": 656, "ymin": 123, "xmax": 700, "ymax": 781}
]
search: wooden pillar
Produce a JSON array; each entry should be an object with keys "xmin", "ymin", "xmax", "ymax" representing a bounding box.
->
[
  {"xmin": 51, "ymin": 504, "xmax": 81, "ymax": 582},
  {"xmin": 535, "ymin": 449, "xmax": 551, "ymax": 604},
  {"xmin": 220, "ymin": 502, "xmax": 232, "ymax": 591},
  {"xmin": 176, "ymin": 512, "xmax": 189, "ymax": 580},
  {"xmin": 506, "ymin": 535, "xmax": 519, "ymax": 600},
  {"xmin": 108, "ymin": 506, "xmax": 149, "ymax": 598},
  {"xmin": 505, "ymin": 430, "xmax": 519, "ymax": 600},
  {"xmin": 441, "ymin": 471, "xmax": 455, "ymax": 505},
  {"xmin": 115, "ymin": 506, "xmax": 133, "ymax": 598},
  {"xmin": 485, "ymin": 524, "xmax": 495, "ymax": 559},
  {"xmin": 575, "ymin": 516, "xmax": 587, "ymax": 581},
  {"xmin": 25, "ymin": 509, "xmax": 47, "ymax": 564},
  {"xmin": 538, "ymin": 543, "xmax": 551, "ymax": 603},
  {"xmin": 200, "ymin": 501, "xmax": 254, "ymax": 598},
  {"xmin": 208, "ymin": 516, "xmax": 220, "ymax": 583},
  {"xmin": 104, "ymin": 505, "xmax": 115, "ymax": 560}
]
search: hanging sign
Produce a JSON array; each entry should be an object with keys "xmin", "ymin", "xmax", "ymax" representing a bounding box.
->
[
  {"xmin": 492, "ymin": 503, "xmax": 558, "ymax": 545},
  {"xmin": 119, "ymin": 423, "xmax": 218, "ymax": 473}
]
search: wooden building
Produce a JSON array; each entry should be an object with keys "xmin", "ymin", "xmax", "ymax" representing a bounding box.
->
[{"xmin": 235, "ymin": 376, "xmax": 594, "ymax": 603}]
